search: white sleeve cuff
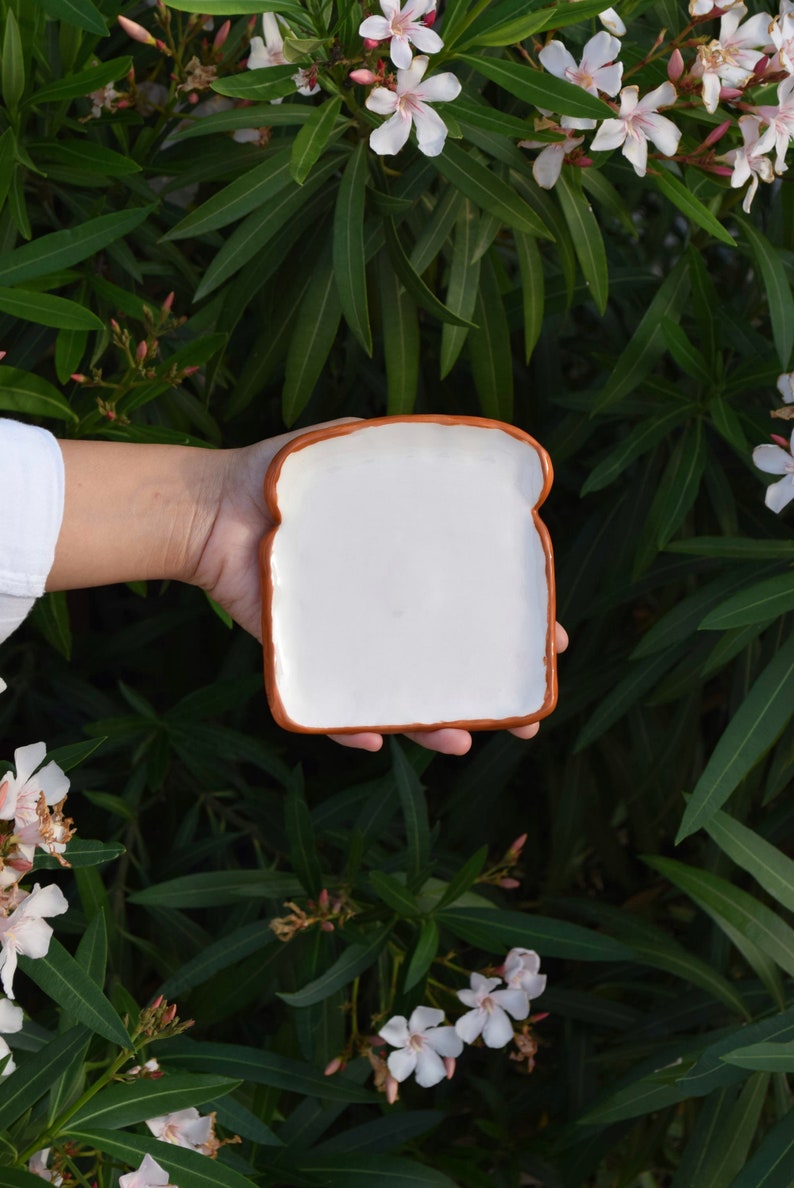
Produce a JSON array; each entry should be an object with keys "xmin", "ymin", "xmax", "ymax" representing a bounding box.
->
[{"xmin": 0, "ymin": 419, "xmax": 65, "ymax": 643}]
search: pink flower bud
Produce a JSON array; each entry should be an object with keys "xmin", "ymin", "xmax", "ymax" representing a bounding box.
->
[
  {"xmin": 667, "ymin": 48, "xmax": 684, "ymax": 83},
  {"xmin": 321, "ymin": 920, "xmax": 335, "ymax": 932},
  {"xmin": 530, "ymin": 1010, "xmax": 550, "ymax": 1023},
  {"xmin": 424, "ymin": 8, "xmax": 437, "ymax": 25},
  {"xmin": 150, "ymin": 994, "xmax": 164, "ymax": 1010},
  {"xmin": 117, "ymin": 14, "xmax": 156, "ymax": 46},
  {"xmin": 719, "ymin": 86, "xmax": 743, "ymax": 102},
  {"xmin": 188, "ymin": 91, "xmax": 200, "ymax": 104},
  {"xmin": 70, "ymin": 373, "xmax": 87, "ymax": 382},
  {"xmin": 324, "ymin": 1057, "xmax": 344, "ymax": 1076},
  {"xmin": 751, "ymin": 55, "xmax": 770, "ymax": 81},
  {"xmin": 771, "ymin": 433, "xmax": 790, "ymax": 447},
  {"xmin": 0, "ymin": 350, "xmax": 7, "ymax": 361},
  {"xmin": 509, "ymin": 832, "xmax": 527, "ymax": 855},
  {"xmin": 443, "ymin": 1056, "xmax": 456, "ymax": 1080},
  {"xmin": 571, "ymin": 155, "xmax": 593, "ymax": 169},
  {"xmin": 500, "ymin": 877, "xmax": 521, "ymax": 889},
  {"xmin": 363, "ymin": 37, "xmax": 381, "ymax": 49},
  {"xmin": 385, "ymin": 1073, "xmax": 399, "ymax": 1104},
  {"xmin": 213, "ymin": 19, "xmax": 231, "ymax": 51},
  {"xmin": 182, "ymin": 364, "xmax": 200, "ymax": 375},
  {"xmin": 702, "ymin": 119, "xmax": 732, "ymax": 149},
  {"xmin": 136, "ymin": 340, "xmax": 148, "ymax": 363},
  {"xmin": 110, "ymin": 318, "xmax": 121, "ymax": 334},
  {"xmin": 162, "ymin": 290, "xmax": 175, "ymax": 312},
  {"xmin": 319, "ymin": 888, "xmax": 330, "ymax": 909},
  {"xmin": 349, "ymin": 68, "xmax": 377, "ymax": 85},
  {"xmin": 155, "ymin": 39, "xmax": 170, "ymax": 55},
  {"xmin": 162, "ymin": 1003, "xmax": 177, "ymax": 1024}
]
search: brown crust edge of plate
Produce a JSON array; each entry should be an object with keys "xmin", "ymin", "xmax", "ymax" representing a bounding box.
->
[{"xmin": 259, "ymin": 414, "xmax": 557, "ymax": 735}]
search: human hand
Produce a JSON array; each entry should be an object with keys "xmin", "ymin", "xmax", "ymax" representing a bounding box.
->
[{"xmin": 192, "ymin": 422, "xmax": 566, "ymax": 756}]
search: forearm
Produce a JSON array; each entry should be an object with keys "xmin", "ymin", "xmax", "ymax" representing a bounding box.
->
[{"xmin": 46, "ymin": 439, "xmax": 225, "ymax": 592}]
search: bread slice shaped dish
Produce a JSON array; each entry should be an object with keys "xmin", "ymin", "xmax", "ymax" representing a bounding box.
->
[{"xmin": 260, "ymin": 415, "xmax": 556, "ymax": 734}]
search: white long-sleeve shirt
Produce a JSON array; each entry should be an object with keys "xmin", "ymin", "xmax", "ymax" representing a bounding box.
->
[{"xmin": 0, "ymin": 419, "xmax": 65, "ymax": 644}]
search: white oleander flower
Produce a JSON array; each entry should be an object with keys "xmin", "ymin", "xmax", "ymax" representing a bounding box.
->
[
  {"xmin": 378, "ymin": 1005, "xmax": 463, "ymax": 1086},
  {"xmin": 519, "ymin": 129, "xmax": 585, "ymax": 189},
  {"xmin": 590, "ymin": 82, "xmax": 681, "ymax": 176},
  {"xmin": 503, "ymin": 948, "xmax": 548, "ymax": 998},
  {"xmin": 539, "ymin": 31, "xmax": 622, "ymax": 130},
  {"xmin": 754, "ymin": 74, "xmax": 794, "ymax": 172},
  {"xmin": 455, "ymin": 972, "xmax": 530, "ymax": 1048},
  {"xmin": 248, "ymin": 13, "xmax": 320, "ymax": 97},
  {"xmin": 359, "ymin": 0, "xmax": 443, "ymax": 70},
  {"xmin": 753, "ymin": 431, "xmax": 794, "ymax": 512},
  {"xmin": 598, "ymin": 8, "xmax": 626, "ymax": 36},
  {"xmin": 28, "ymin": 1149, "xmax": 63, "ymax": 1184},
  {"xmin": 0, "ymin": 883, "xmax": 69, "ymax": 998},
  {"xmin": 777, "ymin": 371, "xmax": 794, "ymax": 402},
  {"xmin": 722, "ymin": 113, "xmax": 775, "ymax": 209},
  {"xmin": 366, "ymin": 55, "xmax": 461, "ymax": 156},
  {"xmin": 692, "ymin": 5, "xmax": 774, "ymax": 113},
  {"xmin": 119, "ymin": 1154, "xmax": 176, "ymax": 1188},
  {"xmin": 146, "ymin": 1107, "xmax": 218, "ymax": 1156}
]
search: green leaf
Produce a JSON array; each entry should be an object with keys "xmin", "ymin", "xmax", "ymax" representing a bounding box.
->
[
  {"xmin": 677, "ymin": 630, "xmax": 794, "ymax": 840},
  {"xmin": 661, "ymin": 317, "xmax": 713, "ymax": 385},
  {"xmin": 19, "ymin": 940, "xmax": 131, "ymax": 1048},
  {"xmin": 213, "ymin": 64, "xmax": 303, "ymax": 101},
  {"xmin": 0, "ymin": 366, "xmax": 78, "ymax": 422},
  {"xmin": 194, "ymin": 157, "xmax": 338, "ymax": 300},
  {"xmin": 433, "ymin": 142, "xmax": 551, "ymax": 239},
  {"xmin": 439, "ymin": 908, "xmax": 633, "ymax": 961},
  {"xmin": 434, "ymin": 847, "xmax": 489, "ymax": 910},
  {"xmin": 556, "ymin": 170, "xmax": 608, "ymax": 315},
  {"xmin": 666, "ymin": 537, "xmax": 794, "ymax": 560},
  {"xmin": 291, "ymin": 96, "xmax": 343, "ymax": 184},
  {"xmin": 66, "ymin": 1130, "xmax": 258, "ymax": 1188},
  {"xmin": 293, "ymin": 1153, "xmax": 459, "ymax": 1187},
  {"xmin": 574, "ymin": 645, "xmax": 686, "ymax": 751},
  {"xmin": 391, "ymin": 740, "xmax": 431, "ymax": 886},
  {"xmin": 582, "ymin": 404, "xmax": 695, "ymax": 495},
  {"xmin": 633, "ymin": 419, "xmax": 706, "ymax": 574},
  {"xmin": 457, "ymin": 53, "xmax": 613, "ymax": 121},
  {"xmin": 370, "ymin": 871, "xmax": 420, "ymax": 917},
  {"xmin": 700, "ymin": 574, "xmax": 794, "ymax": 630},
  {"xmin": 161, "ymin": 1037, "xmax": 377, "ymax": 1102},
  {"xmin": 646, "ymin": 856, "xmax": 794, "ymax": 980},
  {"xmin": 378, "ymin": 252, "xmax": 419, "ymax": 413},
  {"xmin": 0, "ymin": 1027, "xmax": 88, "ymax": 1126},
  {"xmin": 722, "ymin": 1041, "xmax": 794, "ymax": 1071},
  {"xmin": 384, "ymin": 217, "xmax": 475, "ymax": 328},
  {"xmin": 286, "ymin": 774, "xmax": 324, "ymax": 897},
  {"xmin": 28, "ymin": 590, "xmax": 72, "ymax": 657},
  {"xmin": 469, "ymin": 251, "xmax": 513, "ymax": 420},
  {"xmin": 282, "ymin": 243, "xmax": 341, "ymax": 425},
  {"xmin": 75, "ymin": 910, "xmax": 108, "ymax": 988},
  {"xmin": 0, "ymin": 128, "xmax": 15, "ymax": 217},
  {"xmin": 36, "ymin": 0, "xmax": 107, "ymax": 34},
  {"xmin": 514, "ymin": 229, "xmax": 544, "ymax": 364},
  {"xmin": 129, "ymin": 869, "xmax": 302, "ymax": 908},
  {"xmin": 740, "ymin": 217, "xmax": 794, "ymax": 368},
  {"xmin": 682, "ymin": 1072, "xmax": 770, "ymax": 1188},
  {"xmin": 278, "ymin": 927, "xmax": 390, "ymax": 1007},
  {"xmin": 157, "ymin": 922, "xmax": 276, "ymax": 999},
  {"xmin": 169, "ymin": 0, "xmax": 304, "ymax": 13},
  {"xmin": 653, "ymin": 169, "xmax": 736, "ymax": 247},
  {"xmin": 704, "ymin": 810, "xmax": 794, "ymax": 915},
  {"xmin": 404, "ymin": 918, "xmax": 439, "ymax": 991},
  {"xmin": 171, "ymin": 104, "xmax": 317, "ymax": 140},
  {"xmin": 164, "ymin": 145, "xmax": 295, "ymax": 240},
  {"xmin": 34, "ymin": 838, "xmax": 124, "ymax": 870},
  {"xmin": 41, "ymin": 736, "xmax": 105, "ymax": 772},
  {"xmin": 55, "ymin": 325, "xmax": 88, "ymax": 385},
  {"xmin": 66, "ymin": 1074, "xmax": 240, "ymax": 1130},
  {"xmin": 595, "ymin": 257, "xmax": 690, "ymax": 410},
  {"xmin": 30, "ymin": 58, "xmax": 132, "ymax": 106},
  {"xmin": 333, "ymin": 141, "xmax": 372, "ymax": 355},
  {"xmin": 0, "ymin": 207, "xmax": 152, "ymax": 287},
  {"xmin": 2, "ymin": 11, "xmax": 25, "ymax": 113},
  {"xmin": 727, "ymin": 1108, "xmax": 794, "ymax": 1187},
  {"xmin": 0, "ymin": 287, "xmax": 102, "ymax": 330},
  {"xmin": 438, "ymin": 199, "xmax": 480, "ymax": 378}
]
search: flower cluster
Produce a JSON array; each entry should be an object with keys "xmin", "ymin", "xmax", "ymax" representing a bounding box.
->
[
  {"xmin": 374, "ymin": 947, "xmax": 546, "ymax": 1100},
  {"xmin": 753, "ymin": 370, "xmax": 794, "ymax": 511}
]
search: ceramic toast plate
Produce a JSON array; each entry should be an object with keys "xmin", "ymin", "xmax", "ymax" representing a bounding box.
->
[{"xmin": 260, "ymin": 415, "xmax": 556, "ymax": 734}]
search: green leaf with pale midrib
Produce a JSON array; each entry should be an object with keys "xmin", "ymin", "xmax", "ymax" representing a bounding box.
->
[
  {"xmin": 699, "ymin": 574, "xmax": 794, "ymax": 630},
  {"xmin": 65, "ymin": 1073, "xmax": 240, "ymax": 1130}
]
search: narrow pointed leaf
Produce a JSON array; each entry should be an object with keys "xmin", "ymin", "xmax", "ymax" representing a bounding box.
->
[
  {"xmin": 440, "ymin": 200, "xmax": 481, "ymax": 377},
  {"xmin": 157, "ymin": 922, "xmax": 276, "ymax": 999},
  {"xmin": 647, "ymin": 856, "xmax": 794, "ymax": 980},
  {"xmin": 469, "ymin": 251, "xmax": 513, "ymax": 420},
  {"xmin": 370, "ymin": 870, "xmax": 420, "ymax": 917},
  {"xmin": 66, "ymin": 1130, "xmax": 258, "ymax": 1188},
  {"xmin": 514, "ymin": 229, "xmax": 544, "ymax": 364},
  {"xmin": 164, "ymin": 146, "xmax": 294, "ymax": 240},
  {"xmin": 213, "ymin": 64, "xmax": 303, "ymax": 101},
  {"xmin": 404, "ymin": 918, "xmax": 440, "ymax": 991},
  {"xmin": 391, "ymin": 740, "xmax": 431, "ymax": 885},
  {"xmin": 378, "ymin": 252, "xmax": 419, "ymax": 412},
  {"xmin": 457, "ymin": 54, "xmax": 612, "ymax": 120},
  {"xmin": 439, "ymin": 908, "xmax": 632, "ymax": 961},
  {"xmin": 677, "ymin": 630, "xmax": 794, "ymax": 840},
  {"xmin": 0, "ymin": 1027, "xmax": 88, "ymax": 1126},
  {"xmin": 556, "ymin": 170, "xmax": 608, "ymax": 314},
  {"xmin": 700, "ymin": 575, "xmax": 794, "ymax": 630},
  {"xmin": 574, "ymin": 644, "xmax": 687, "ymax": 751},
  {"xmin": 30, "ymin": 58, "xmax": 132, "ymax": 105},
  {"xmin": 653, "ymin": 169, "xmax": 736, "ymax": 247},
  {"xmin": 35, "ymin": 0, "xmax": 108, "ymax": 35},
  {"xmin": 0, "ymin": 287, "xmax": 102, "ymax": 330},
  {"xmin": 66, "ymin": 1074, "xmax": 240, "ymax": 1130},
  {"xmin": 291, "ymin": 96, "xmax": 343, "ymax": 184},
  {"xmin": 0, "ymin": 366, "xmax": 78, "ymax": 422},
  {"xmin": 433, "ymin": 142, "xmax": 551, "ymax": 239},
  {"xmin": 582, "ymin": 404, "xmax": 695, "ymax": 495},
  {"xmin": 19, "ymin": 940, "xmax": 131, "ymax": 1047},
  {"xmin": 384, "ymin": 217, "xmax": 475, "ymax": 328},
  {"xmin": 278, "ymin": 927, "xmax": 390, "ymax": 1006},
  {"xmin": 333, "ymin": 141, "xmax": 371, "ymax": 354},
  {"xmin": 741, "ymin": 218, "xmax": 794, "ymax": 367},
  {"xmin": 282, "ymin": 244, "xmax": 341, "ymax": 424},
  {"xmin": 0, "ymin": 207, "xmax": 152, "ymax": 287},
  {"xmin": 704, "ymin": 810, "xmax": 794, "ymax": 915},
  {"xmin": 286, "ymin": 775, "xmax": 324, "ymax": 896},
  {"xmin": 722, "ymin": 1041, "xmax": 794, "ymax": 1071},
  {"xmin": 727, "ymin": 1108, "xmax": 794, "ymax": 1187}
]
